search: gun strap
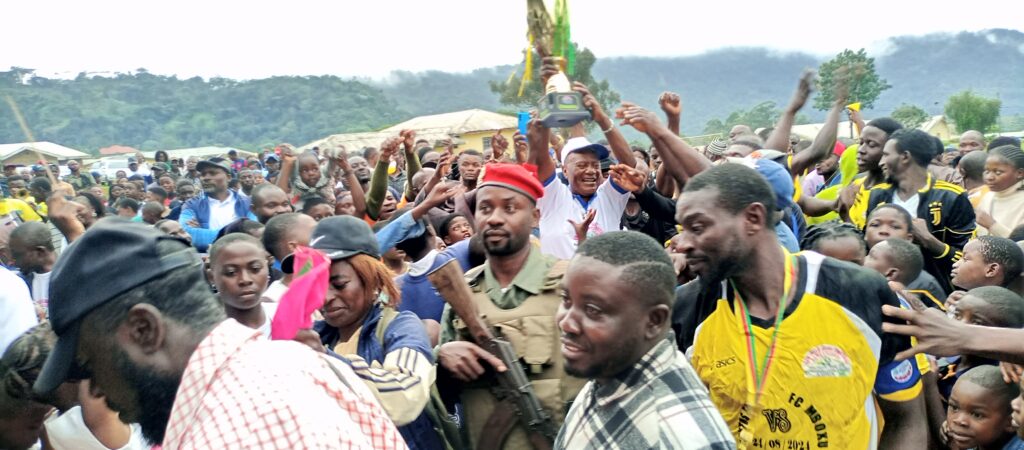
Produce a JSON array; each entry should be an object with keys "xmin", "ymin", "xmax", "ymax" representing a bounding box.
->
[{"xmin": 476, "ymin": 399, "xmax": 553, "ymax": 450}]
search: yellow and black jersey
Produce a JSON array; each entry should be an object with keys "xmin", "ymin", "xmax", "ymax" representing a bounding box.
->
[
  {"xmin": 673, "ymin": 251, "xmax": 921, "ymax": 449},
  {"xmin": 866, "ymin": 173, "xmax": 976, "ymax": 294}
]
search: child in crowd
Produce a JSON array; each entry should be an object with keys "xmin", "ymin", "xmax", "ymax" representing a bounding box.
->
[
  {"xmin": 207, "ymin": 233, "xmax": 275, "ymax": 338},
  {"xmin": 301, "ymin": 196, "xmax": 335, "ymax": 222},
  {"xmin": 952, "ymin": 236, "xmax": 1024, "ymax": 291},
  {"xmin": 944, "ymin": 365, "xmax": 1024, "ymax": 450},
  {"xmin": 976, "ymin": 145, "xmax": 1024, "ymax": 238},
  {"xmin": 864, "ymin": 204, "xmax": 948, "ymax": 304},
  {"xmin": 800, "ymin": 220, "xmax": 867, "ymax": 265},
  {"xmin": 865, "ymin": 237, "xmax": 946, "ymax": 308},
  {"xmin": 435, "ymin": 212, "xmax": 474, "ymax": 246}
]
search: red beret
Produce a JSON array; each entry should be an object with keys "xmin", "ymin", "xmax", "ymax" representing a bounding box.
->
[{"xmin": 478, "ymin": 163, "xmax": 545, "ymax": 202}]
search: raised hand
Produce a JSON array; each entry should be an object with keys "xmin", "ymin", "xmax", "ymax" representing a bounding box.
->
[
  {"xmin": 609, "ymin": 163, "xmax": 648, "ymax": 193},
  {"xmin": 400, "ymin": 129, "xmax": 417, "ymax": 152},
  {"xmin": 615, "ymin": 102, "xmax": 663, "ymax": 134},
  {"xmin": 526, "ymin": 118, "xmax": 551, "ymax": 156},
  {"xmin": 512, "ymin": 131, "xmax": 528, "ymax": 163},
  {"xmin": 425, "ymin": 181, "xmax": 465, "ymax": 208},
  {"xmin": 568, "ymin": 209, "xmax": 597, "ymax": 245},
  {"xmin": 540, "ymin": 56, "xmax": 561, "ymax": 87},
  {"xmin": 658, "ymin": 91, "xmax": 682, "ymax": 117},
  {"xmin": 278, "ymin": 144, "xmax": 297, "ymax": 164},
  {"xmin": 433, "ymin": 151, "xmax": 453, "ymax": 180},
  {"xmin": 379, "ymin": 136, "xmax": 402, "ymax": 162},
  {"xmin": 333, "ymin": 145, "xmax": 352, "ymax": 172},
  {"xmin": 788, "ymin": 69, "xmax": 816, "ymax": 113},
  {"xmin": 572, "ymin": 82, "xmax": 609, "ymax": 126},
  {"xmin": 490, "ymin": 132, "xmax": 509, "ymax": 162}
]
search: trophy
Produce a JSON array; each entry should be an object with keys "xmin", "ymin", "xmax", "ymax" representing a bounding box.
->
[{"xmin": 527, "ymin": 0, "xmax": 591, "ymax": 128}]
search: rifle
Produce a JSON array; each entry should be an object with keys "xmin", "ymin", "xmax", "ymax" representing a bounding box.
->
[{"xmin": 428, "ymin": 259, "xmax": 558, "ymax": 450}]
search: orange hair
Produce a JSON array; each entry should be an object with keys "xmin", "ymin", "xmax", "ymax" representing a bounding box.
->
[{"xmin": 347, "ymin": 253, "xmax": 401, "ymax": 308}]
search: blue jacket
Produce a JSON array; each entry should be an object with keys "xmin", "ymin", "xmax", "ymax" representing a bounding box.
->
[
  {"xmin": 178, "ymin": 191, "xmax": 256, "ymax": 251},
  {"xmin": 316, "ymin": 304, "xmax": 442, "ymax": 450}
]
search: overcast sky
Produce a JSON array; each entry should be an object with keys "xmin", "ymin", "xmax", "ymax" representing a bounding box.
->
[{"xmin": 5, "ymin": 0, "xmax": 1020, "ymax": 80}]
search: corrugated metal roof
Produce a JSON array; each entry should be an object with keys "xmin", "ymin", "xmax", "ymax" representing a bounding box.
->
[{"xmin": 0, "ymin": 142, "xmax": 90, "ymax": 160}]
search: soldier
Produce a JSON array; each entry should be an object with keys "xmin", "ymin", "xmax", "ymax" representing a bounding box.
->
[{"xmin": 436, "ymin": 163, "xmax": 585, "ymax": 449}]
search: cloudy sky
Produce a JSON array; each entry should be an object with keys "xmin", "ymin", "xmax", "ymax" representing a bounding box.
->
[{"xmin": 5, "ymin": 0, "xmax": 1020, "ymax": 80}]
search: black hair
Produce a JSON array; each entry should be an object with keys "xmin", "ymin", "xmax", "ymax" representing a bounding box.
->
[
  {"xmin": 869, "ymin": 204, "xmax": 914, "ymax": 229},
  {"xmin": 435, "ymin": 213, "xmax": 470, "ymax": 241},
  {"xmin": 28, "ymin": 177, "xmax": 51, "ymax": 193},
  {"xmin": 127, "ymin": 174, "xmax": 144, "ymax": 182},
  {"xmin": 147, "ymin": 186, "xmax": 168, "ymax": 199},
  {"xmin": 142, "ymin": 201, "xmax": 164, "ymax": 215},
  {"xmin": 575, "ymin": 231, "xmax": 677, "ymax": 307},
  {"xmin": 7, "ymin": 175, "xmax": 25, "ymax": 183},
  {"xmin": 929, "ymin": 135, "xmax": 946, "ymax": 159},
  {"xmin": 989, "ymin": 145, "xmax": 1024, "ymax": 171},
  {"xmin": 9, "ymin": 221, "xmax": 53, "ymax": 251},
  {"xmin": 0, "ymin": 323, "xmax": 56, "ymax": 401},
  {"xmin": 362, "ymin": 147, "xmax": 378, "ymax": 159},
  {"xmin": 301, "ymin": 196, "xmax": 331, "ymax": 215},
  {"xmin": 865, "ymin": 117, "xmax": 904, "ymax": 136},
  {"xmin": 963, "ymin": 286, "xmax": 1024, "ymax": 329},
  {"xmin": 155, "ymin": 150, "xmax": 169, "ymax": 162},
  {"xmin": 888, "ymin": 129, "xmax": 936, "ymax": 167},
  {"xmin": 209, "ymin": 232, "xmax": 265, "ymax": 266},
  {"xmin": 417, "ymin": 146, "xmax": 433, "ymax": 163},
  {"xmin": 458, "ymin": 149, "xmax": 483, "ymax": 161},
  {"xmin": 631, "ymin": 147, "xmax": 651, "ymax": 165},
  {"xmin": 83, "ymin": 239, "xmax": 224, "ymax": 337},
  {"xmin": 975, "ymin": 236, "xmax": 1024, "ymax": 286},
  {"xmin": 882, "ymin": 238, "xmax": 924, "ymax": 285},
  {"xmin": 800, "ymin": 220, "xmax": 867, "ymax": 255},
  {"xmin": 263, "ymin": 212, "xmax": 306, "ymax": 259},
  {"xmin": 957, "ymin": 365, "xmax": 1019, "ymax": 413},
  {"xmin": 74, "ymin": 192, "xmax": 106, "ymax": 218},
  {"xmin": 115, "ymin": 197, "xmax": 140, "ymax": 213},
  {"xmin": 227, "ymin": 179, "xmax": 240, "ymax": 190},
  {"xmin": 175, "ymin": 179, "xmax": 194, "ymax": 190},
  {"xmin": 958, "ymin": 150, "xmax": 989, "ymax": 181},
  {"xmin": 683, "ymin": 163, "xmax": 776, "ymax": 220},
  {"xmin": 214, "ymin": 218, "xmax": 263, "ymax": 242},
  {"xmin": 989, "ymin": 136, "xmax": 1022, "ymax": 150},
  {"xmin": 1009, "ymin": 224, "xmax": 1024, "ymax": 242}
]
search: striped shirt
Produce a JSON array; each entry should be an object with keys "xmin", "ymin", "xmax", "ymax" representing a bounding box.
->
[{"xmin": 555, "ymin": 336, "xmax": 735, "ymax": 450}]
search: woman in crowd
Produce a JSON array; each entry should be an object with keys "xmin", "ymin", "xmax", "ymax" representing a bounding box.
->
[{"xmin": 976, "ymin": 145, "xmax": 1024, "ymax": 237}]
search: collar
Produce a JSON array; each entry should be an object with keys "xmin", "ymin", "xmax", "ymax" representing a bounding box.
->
[
  {"xmin": 207, "ymin": 191, "xmax": 237, "ymax": 205},
  {"xmin": 572, "ymin": 191, "xmax": 597, "ymax": 210},
  {"xmin": 407, "ymin": 250, "xmax": 439, "ymax": 276},
  {"xmin": 481, "ymin": 246, "xmax": 547, "ymax": 295},
  {"xmin": 593, "ymin": 336, "xmax": 677, "ymax": 406},
  {"xmin": 995, "ymin": 180, "xmax": 1024, "ymax": 197}
]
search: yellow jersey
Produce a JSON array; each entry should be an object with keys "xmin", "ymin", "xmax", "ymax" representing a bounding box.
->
[{"xmin": 676, "ymin": 251, "xmax": 921, "ymax": 449}]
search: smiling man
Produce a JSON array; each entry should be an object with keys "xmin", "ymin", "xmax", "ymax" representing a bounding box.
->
[
  {"xmin": 555, "ymin": 231, "xmax": 734, "ymax": 449},
  {"xmin": 178, "ymin": 157, "xmax": 256, "ymax": 251},
  {"xmin": 31, "ymin": 221, "xmax": 405, "ymax": 449}
]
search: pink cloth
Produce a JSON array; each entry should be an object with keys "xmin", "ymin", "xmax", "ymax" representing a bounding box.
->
[{"xmin": 270, "ymin": 246, "xmax": 329, "ymax": 340}]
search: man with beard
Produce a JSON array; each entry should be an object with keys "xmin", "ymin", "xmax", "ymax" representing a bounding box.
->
[
  {"xmin": 183, "ymin": 156, "xmax": 201, "ymax": 188},
  {"xmin": 436, "ymin": 163, "xmax": 586, "ymax": 449},
  {"xmin": 178, "ymin": 157, "xmax": 256, "ymax": 251},
  {"xmin": 527, "ymin": 80, "xmax": 637, "ymax": 259},
  {"xmin": 63, "ymin": 160, "xmax": 95, "ymax": 191},
  {"xmin": 671, "ymin": 163, "xmax": 926, "ymax": 449},
  {"xmin": 555, "ymin": 231, "xmax": 734, "ymax": 449},
  {"xmin": 347, "ymin": 156, "xmax": 373, "ymax": 192},
  {"xmin": 31, "ymin": 221, "xmax": 406, "ymax": 449},
  {"xmin": 869, "ymin": 129, "xmax": 976, "ymax": 294},
  {"xmin": 237, "ymin": 169, "xmax": 258, "ymax": 198}
]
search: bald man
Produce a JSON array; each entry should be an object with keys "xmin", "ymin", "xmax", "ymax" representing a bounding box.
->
[
  {"xmin": 959, "ymin": 130, "xmax": 985, "ymax": 155},
  {"xmin": 8, "ymin": 222, "xmax": 57, "ymax": 303},
  {"xmin": 729, "ymin": 124, "xmax": 753, "ymax": 141}
]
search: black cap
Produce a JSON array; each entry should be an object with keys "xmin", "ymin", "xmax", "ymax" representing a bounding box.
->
[
  {"xmin": 34, "ymin": 221, "xmax": 200, "ymax": 395},
  {"xmin": 309, "ymin": 215, "xmax": 379, "ymax": 260},
  {"xmin": 195, "ymin": 157, "xmax": 232, "ymax": 175}
]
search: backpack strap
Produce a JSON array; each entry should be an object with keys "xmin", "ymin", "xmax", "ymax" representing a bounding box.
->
[{"xmin": 374, "ymin": 305, "xmax": 401, "ymax": 345}]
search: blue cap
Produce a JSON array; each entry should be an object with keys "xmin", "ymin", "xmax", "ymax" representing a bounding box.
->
[{"xmin": 752, "ymin": 159, "xmax": 794, "ymax": 211}]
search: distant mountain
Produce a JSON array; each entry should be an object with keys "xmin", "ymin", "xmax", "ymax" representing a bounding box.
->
[{"xmin": 372, "ymin": 28, "xmax": 1024, "ymax": 136}]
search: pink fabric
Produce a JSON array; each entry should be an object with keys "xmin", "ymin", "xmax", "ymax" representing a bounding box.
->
[{"xmin": 270, "ymin": 246, "xmax": 329, "ymax": 340}]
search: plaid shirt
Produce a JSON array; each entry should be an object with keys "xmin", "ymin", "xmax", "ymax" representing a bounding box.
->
[
  {"xmin": 162, "ymin": 320, "xmax": 407, "ymax": 449},
  {"xmin": 555, "ymin": 336, "xmax": 735, "ymax": 450}
]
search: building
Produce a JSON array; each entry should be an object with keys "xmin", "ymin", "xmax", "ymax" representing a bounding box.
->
[
  {"xmin": 790, "ymin": 115, "xmax": 954, "ymax": 143},
  {"xmin": 920, "ymin": 115, "xmax": 954, "ymax": 141},
  {"xmin": 302, "ymin": 109, "xmax": 519, "ymax": 155},
  {"xmin": 0, "ymin": 142, "xmax": 90, "ymax": 167}
]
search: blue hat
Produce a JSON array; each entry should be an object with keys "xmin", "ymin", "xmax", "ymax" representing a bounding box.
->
[{"xmin": 752, "ymin": 158, "xmax": 794, "ymax": 211}]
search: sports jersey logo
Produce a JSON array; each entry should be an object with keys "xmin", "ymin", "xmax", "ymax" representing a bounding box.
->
[
  {"xmin": 802, "ymin": 345, "xmax": 852, "ymax": 377},
  {"xmin": 762, "ymin": 408, "xmax": 792, "ymax": 433},
  {"xmin": 890, "ymin": 359, "xmax": 914, "ymax": 384},
  {"xmin": 929, "ymin": 201, "xmax": 942, "ymax": 226}
]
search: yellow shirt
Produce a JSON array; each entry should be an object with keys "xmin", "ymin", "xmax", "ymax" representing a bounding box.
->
[{"xmin": 0, "ymin": 198, "xmax": 43, "ymax": 222}]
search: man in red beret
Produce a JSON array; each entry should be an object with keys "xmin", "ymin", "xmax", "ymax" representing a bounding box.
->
[{"xmin": 435, "ymin": 162, "xmax": 586, "ymax": 449}]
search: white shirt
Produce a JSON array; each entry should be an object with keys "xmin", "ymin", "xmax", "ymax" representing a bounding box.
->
[
  {"xmin": 0, "ymin": 266, "xmax": 39, "ymax": 354},
  {"xmin": 262, "ymin": 279, "xmax": 288, "ymax": 303},
  {"xmin": 207, "ymin": 194, "xmax": 238, "ymax": 230},
  {"xmin": 45, "ymin": 406, "xmax": 148, "ymax": 450},
  {"xmin": 31, "ymin": 271, "xmax": 50, "ymax": 304},
  {"xmin": 407, "ymin": 250, "xmax": 438, "ymax": 277},
  {"xmin": 256, "ymin": 302, "xmax": 278, "ymax": 339},
  {"xmin": 537, "ymin": 176, "xmax": 630, "ymax": 259},
  {"xmin": 892, "ymin": 192, "xmax": 921, "ymax": 219}
]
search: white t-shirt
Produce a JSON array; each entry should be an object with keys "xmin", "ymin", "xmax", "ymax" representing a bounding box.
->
[
  {"xmin": 892, "ymin": 192, "xmax": 920, "ymax": 219},
  {"xmin": 45, "ymin": 406, "xmax": 148, "ymax": 450},
  {"xmin": 208, "ymin": 194, "xmax": 238, "ymax": 230},
  {"xmin": 537, "ymin": 176, "xmax": 630, "ymax": 259},
  {"xmin": 31, "ymin": 271, "xmax": 50, "ymax": 304},
  {"xmin": 257, "ymin": 302, "xmax": 278, "ymax": 339},
  {"xmin": 262, "ymin": 279, "xmax": 288, "ymax": 303},
  {"xmin": 0, "ymin": 266, "xmax": 39, "ymax": 354}
]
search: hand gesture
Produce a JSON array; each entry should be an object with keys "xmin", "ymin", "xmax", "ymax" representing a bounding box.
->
[
  {"xmin": 333, "ymin": 145, "xmax": 351, "ymax": 172},
  {"xmin": 540, "ymin": 56, "xmax": 561, "ymax": 87},
  {"xmin": 788, "ymin": 69, "xmax": 815, "ymax": 113},
  {"xmin": 526, "ymin": 118, "xmax": 551, "ymax": 158},
  {"xmin": 512, "ymin": 131, "xmax": 528, "ymax": 163},
  {"xmin": 910, "ymin": 218, "xmax": 933, "ymax": 245},
  {"xmin": 831, "ymin": 64, "xmax": 856, "ymax": 106},
  {"xmin": 881, "ymin": 297, "xmax": 969, "ymax": 360},
  {"xmin": 379, "ymin": 136, "xmax": 402, "ymax": 162},
  {"xmin": 568, "ymin": 209, "xmax": 597, "ymax": 245},
  {"xmin": 974, "ymin": 208, "xmax": 995, "ymax": 229},
  {"xmin": 658, "ymin": 91, "xmax": 682, "ymax": 117},
  {"xmin": 1001, "ymin": 361, "xmax": 1024, "ymax": 384},
  {"xmin": 438, "ymin": 341, "xmax": 507, "ymax": 382},
  {"xmin": 425, "ymin": 181, "xmax": 465, "ymax": 208},
  {"xmin": 400, "ymin": 129, "xmax": 417, "ymax": 152},
  {"xmin": 572, "ymin": 82, "xmax": 608, "ymax": 126},
  {"xmin": 278, "ymin": 144, "xmax": 297, "ymax": 164},
  {"xmin": 609, "ymin": 163, "xmax": 648, "ymax": 193},
  {"xmin": 490, "ymin": 132, "xmax": 509, "ymax": 162},
  {"xmin": 615, "ymin": 102, "xmax": 663, "ymax": 134}
]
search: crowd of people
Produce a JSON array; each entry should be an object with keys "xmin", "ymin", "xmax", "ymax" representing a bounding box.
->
[{"xmin": 2, "ymin": 58, "xmax": 1024, "ymax": 449}]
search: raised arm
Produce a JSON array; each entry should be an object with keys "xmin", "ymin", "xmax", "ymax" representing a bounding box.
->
[
  {"xmin": 365, "ymin": 137, "xmax": 401, "ymax": 220},
  {"xmin": 765, "ymin": 70, "xmax": 813, "ymax": 154},
  {"xmin": 789, "ymin": 70, "xmax": 849, "ymax": 176},
  {"xmin": 618, "ymin": 103, "xmax": 711, "ymax": 184},
  {"xmin": 276, "ymin": 145, "xmax": 296, "ymax": 195},
  {"xmin": 333, "ymin": 147, "xmax": 367, "ymax": 218},
  {"xmin": 574, "ymin": 82, "xmax": 636, "ymax": 168},
  {"xmin": 401, "ymin": 129, "xmax": 422, "ymax": 202},
  {"xmin": 658, "ymin": 92, "xmax": 682, "ymax": 136},
  {"xmin": 527, "ymin": 118, "xmax": 555, "ymax": 183}
]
